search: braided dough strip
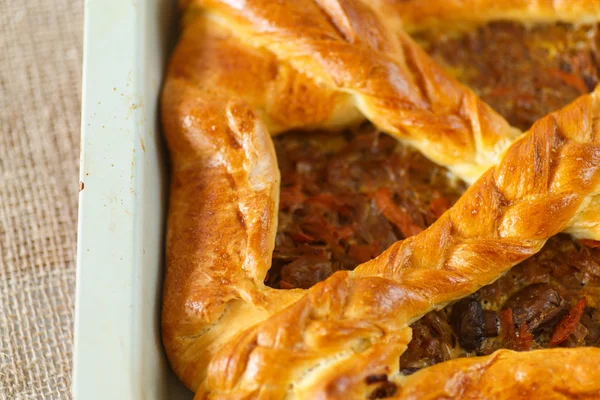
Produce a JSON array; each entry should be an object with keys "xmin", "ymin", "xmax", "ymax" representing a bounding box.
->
[
  {"xmin": 190, "ymin": 0, "xmax": 522, "ymax": 183},
  {"xmin": 192, "ymin": 89, "xmax": 600, "ymax": 399},
  {"xmin": 374, "ymin": 0, "xmax": 600, "ymax": 33}
]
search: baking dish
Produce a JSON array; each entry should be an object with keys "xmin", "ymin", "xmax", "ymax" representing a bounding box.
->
[{"xmin": 73, "ymin": 0, "xmax": 191, "ymax": 398}]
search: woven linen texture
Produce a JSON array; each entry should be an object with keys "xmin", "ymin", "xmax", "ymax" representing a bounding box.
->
[{"xmin": 0, "ymin": 0, "xmax": 82, "ymax": 398}]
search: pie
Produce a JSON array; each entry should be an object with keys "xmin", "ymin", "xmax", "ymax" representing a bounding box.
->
[{"xmin": 161, "ymin": 1, "xmax": 600, "ymax": 399}]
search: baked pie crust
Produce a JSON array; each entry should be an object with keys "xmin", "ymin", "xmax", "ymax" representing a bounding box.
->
[{"xmin": 161, "ymin": 1, "xmax": 600, "ymax": 398}]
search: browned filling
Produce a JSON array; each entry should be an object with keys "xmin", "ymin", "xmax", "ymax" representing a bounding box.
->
[
  {"xmin": 266, "ymin": 126, "xmax": 466, "ymax": 290},
  {"xmin": 415, "ymin": 22, "xmax": 600, "ymax": 131},
  {"xmin": 265, "ymin": 22, "xmax": 600, "ymax": 394}
]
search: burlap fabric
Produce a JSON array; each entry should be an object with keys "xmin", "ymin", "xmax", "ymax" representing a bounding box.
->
[{"xmin": 0, "ymin": 0, "xmax": 82, "ymax": 398}]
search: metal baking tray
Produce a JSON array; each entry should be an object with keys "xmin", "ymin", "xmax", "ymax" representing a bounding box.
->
[{"xmin": 73, "ymin": 0, "xmax": 191, "ymax": 398}]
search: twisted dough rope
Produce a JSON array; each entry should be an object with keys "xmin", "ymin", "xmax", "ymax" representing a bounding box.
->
[
  {"xmin": 161, "ymin": 1, "xmax": 600, "ymax": 398},
  {"xmin": 395, "ymin": 348, "xmax": 600, "ymax": 400},
  {"xmin": 184, "ymin": 0, "xmax": 522, "ymax": 183}
]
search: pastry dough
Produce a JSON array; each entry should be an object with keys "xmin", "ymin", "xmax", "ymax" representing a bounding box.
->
[
  {"xmin": 162, "ymin": 1, "xmax": 600, "ymax": 398},
  {"xmin": 177, "ymin": 0, "xmax": 524, "ymax": 184}
]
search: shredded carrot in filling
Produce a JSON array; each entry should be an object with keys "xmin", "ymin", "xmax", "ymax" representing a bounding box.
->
[
  {"xmin": 500, "ymin": 309, "xmax": 517, "ymax": 344},
  {"xmin": 547, "ymin": 68, "xmax": 589, "ymax": 94},
  {"xmin": 580, "ymin": 239, "xmax": 600, "ymax": 248},
  {"xmin": 551, "ymin": 298, "xmax": 587, "ymax": 346},
  {"xmin": 516, "ymin": 322, "xmax": 534, "ymax": 351},
  {"xmin": 372, "ymin": 187, "xmax": 423, "ymax": 238}
]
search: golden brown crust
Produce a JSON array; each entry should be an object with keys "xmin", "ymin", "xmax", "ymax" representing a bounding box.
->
[
  {"xmin": 165, "ymin": 16, "xmax": 363, "ymax": 137},
  {"xmin": 378, "ymin": 0, "xmax": 600, "ymax": 33},
  {"xmin": 162, "ymin": 1, "xmax": 600, "ymax": 398},
  {"xmin": 187, "ymin": 0, "xmax": 522, "ymax": 183},
  {"xmin": 161, "ymin": 75, "xmax": 308, "ymax": 386},
  {"xmin": 394, "ymin": 348, "xmax": 600, "ymax": 399}
]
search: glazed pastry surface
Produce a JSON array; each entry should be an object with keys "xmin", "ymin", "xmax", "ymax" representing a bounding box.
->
[{"xmin": 162, "ymin": 1, "xmax": 600, "ymax": 398}]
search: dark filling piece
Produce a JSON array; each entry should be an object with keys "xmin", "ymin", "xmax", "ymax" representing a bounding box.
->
[{"xmin": 265, "ymin": 22, "xmax": 600, "ymax": 386}]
